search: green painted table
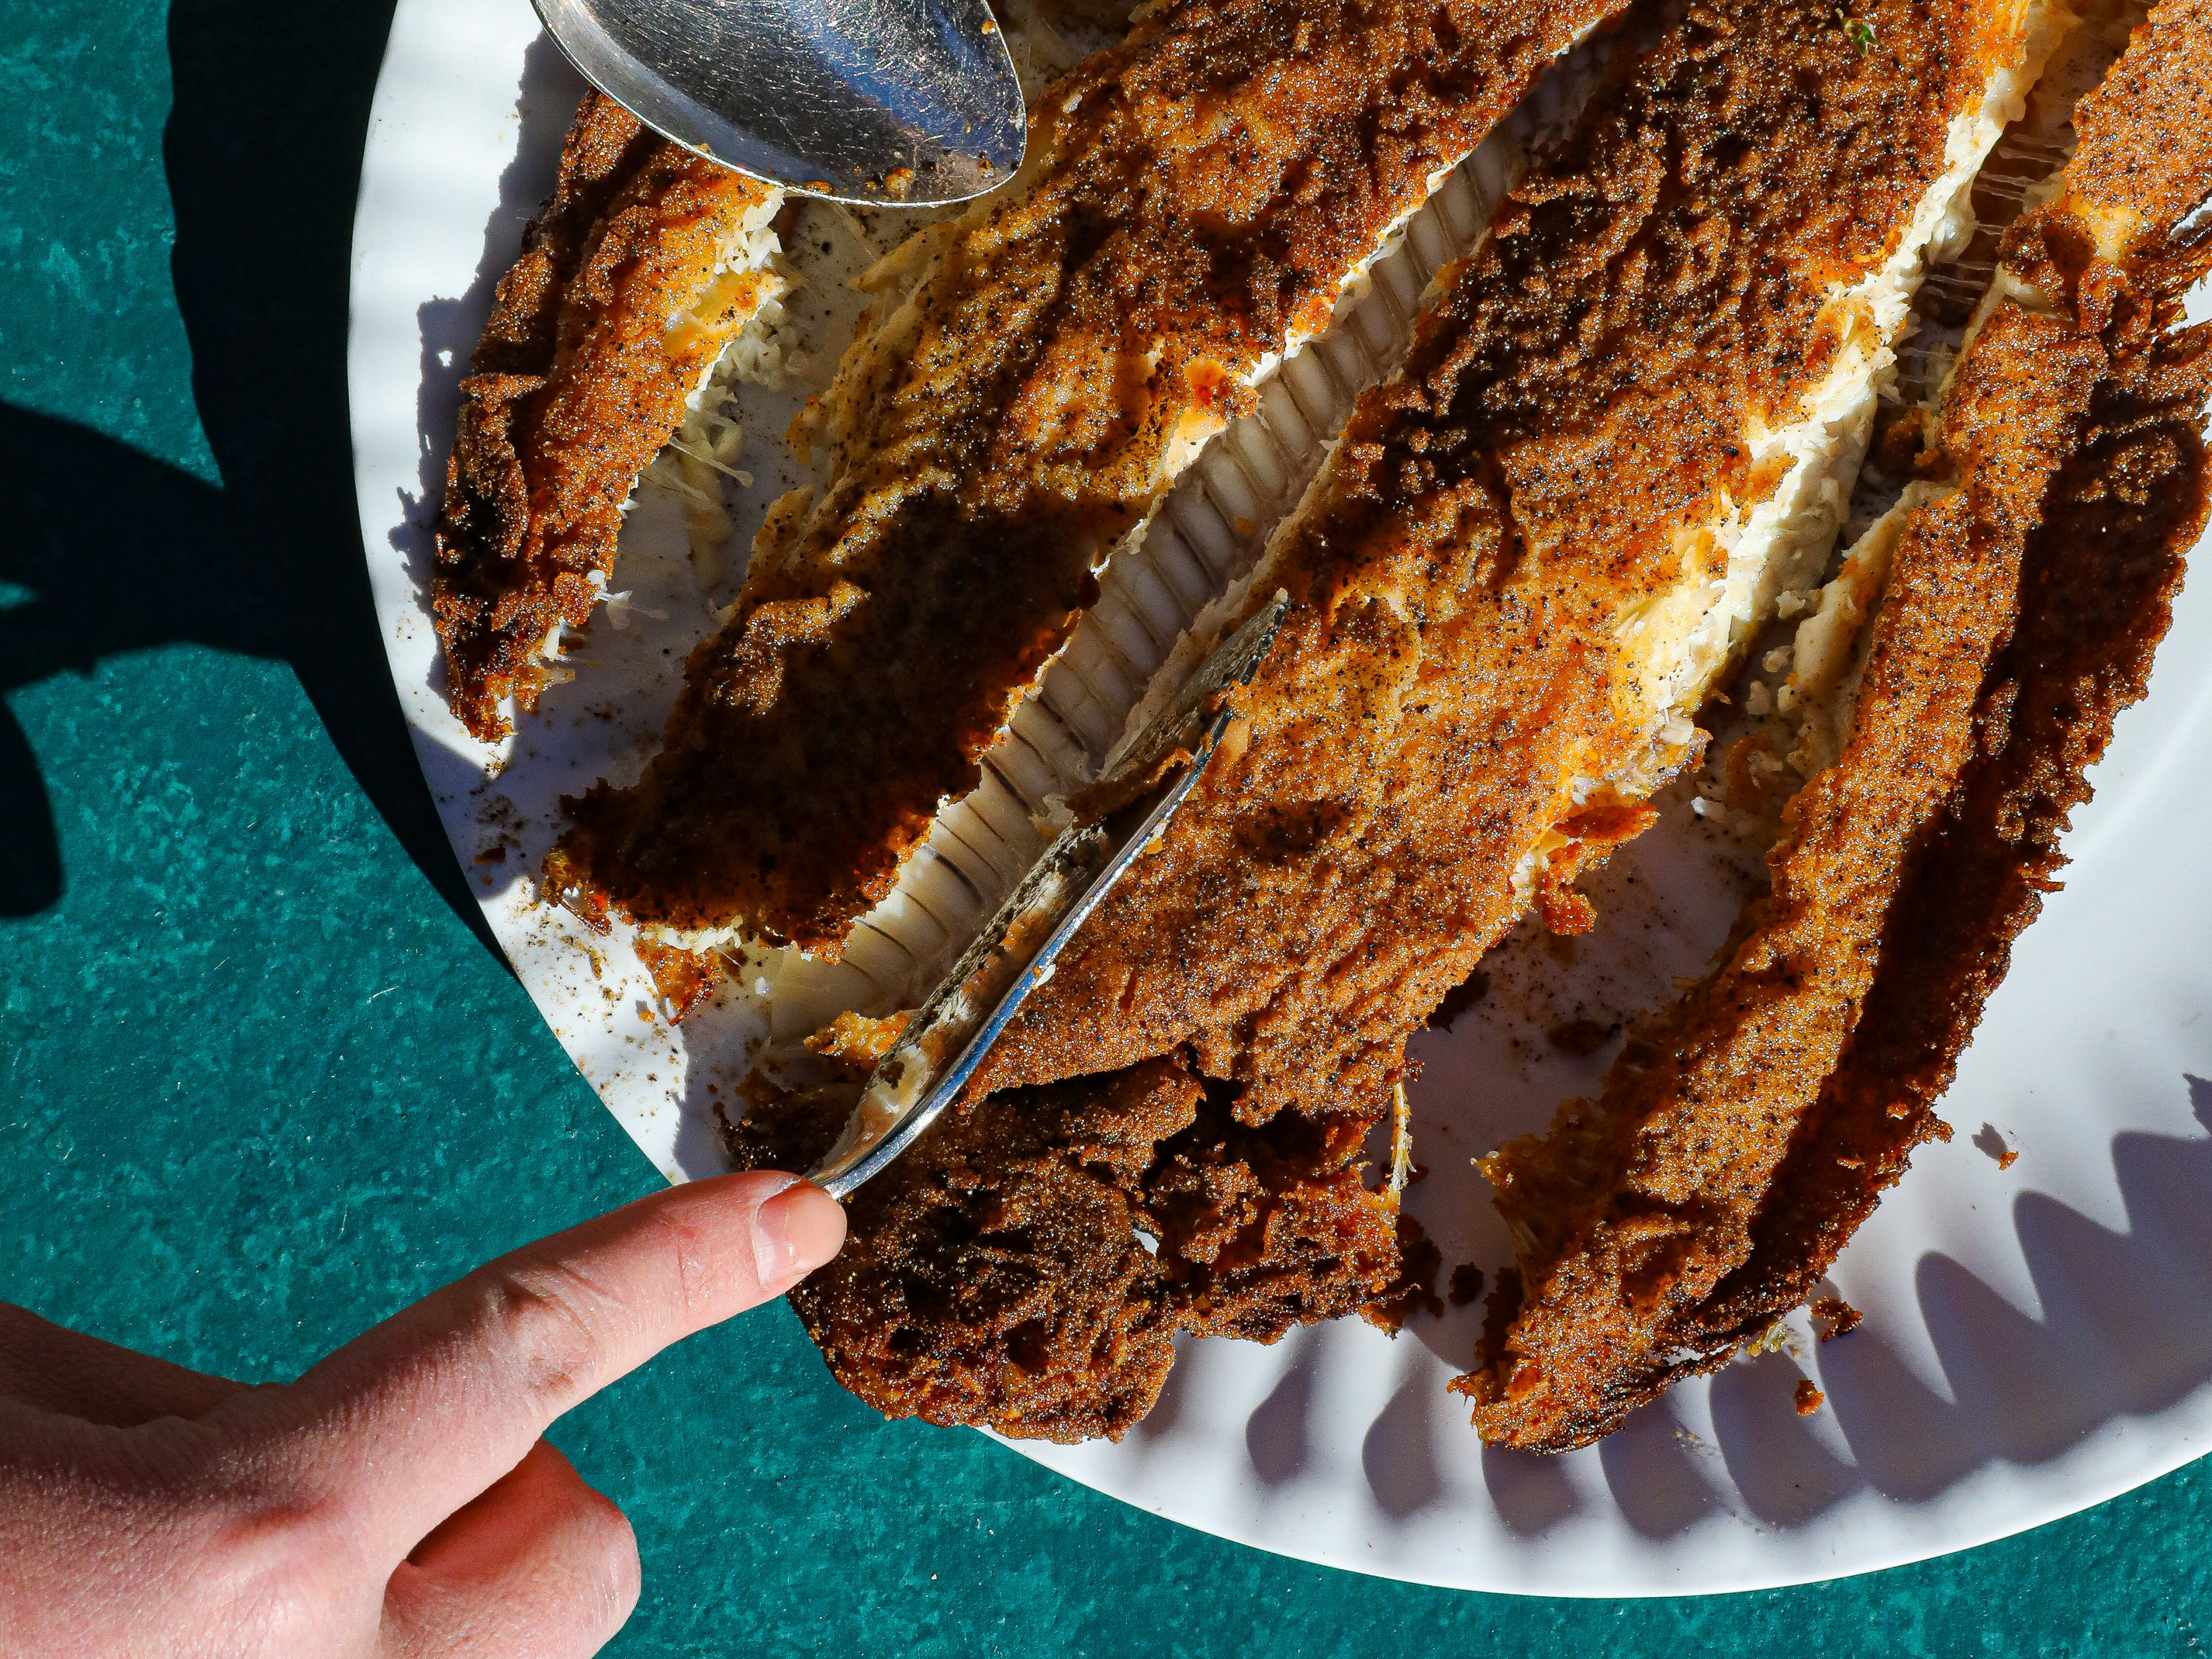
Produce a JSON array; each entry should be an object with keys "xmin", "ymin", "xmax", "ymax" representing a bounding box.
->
[{"xmin": 3, "ymin": 3, "xmax": 2205, "ymax": 1652}]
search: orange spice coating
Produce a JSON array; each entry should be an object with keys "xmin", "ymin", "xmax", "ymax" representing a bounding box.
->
[
  {"xmin": 1463, "ymin": 0, "xmax": 2212, "ymax": 1452},
  {"xmin": 431, "ymin": 94, "xmax": 781, "ymax": 740},
  {"xmin": 976, "ymin": 0, "xmax": 2005, "ymax": 1127},
  {"xmin": 552, "ymin": 0, "xmax": 1637, "ymax": 950},
  {"xmin": 730, "ymin": 0, "xmax": 2019, "ymax": 1441}
]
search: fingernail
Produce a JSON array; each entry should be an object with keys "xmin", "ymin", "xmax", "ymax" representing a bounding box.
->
[{"xmin": 753, "ymin": 1181, "xmax": 847, "ymax": 1293}]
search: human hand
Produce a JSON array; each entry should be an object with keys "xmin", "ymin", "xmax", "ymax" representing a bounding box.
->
[{"xmin": 0, "ymin": 1172, "xmax": 846, "ymax": 1659}]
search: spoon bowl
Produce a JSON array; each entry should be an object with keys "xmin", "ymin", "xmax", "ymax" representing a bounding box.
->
[{"xmin": 532, "ymin": 0, "xmax": 1028, "ymax": 204}]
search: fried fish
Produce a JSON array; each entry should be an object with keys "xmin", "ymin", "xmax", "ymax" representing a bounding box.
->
[
  {"xmin": 730, "ymin": 0, "xmax": 2062, "ymax": 1440},
  {"xmin": 550, "ymin": 0, "xmax": 1641, "ymax": 952},
  {"xmin": 1463, "ymin": 0, "xmax": 2212, "ymax": 1451},
  {"xmin": 431, "ymin": 93, "xmax": 784, "ymax": 740}
]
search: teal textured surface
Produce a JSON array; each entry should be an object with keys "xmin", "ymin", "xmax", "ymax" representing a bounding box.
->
[{"xmin": 2, "ymin": 2, "xmax": 2207, "ymax": 1653}]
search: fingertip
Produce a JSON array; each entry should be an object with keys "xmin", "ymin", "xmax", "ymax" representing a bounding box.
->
[{"xmin": 751, "ymin": 1182, "xmax": 847, "ymax": 1296}]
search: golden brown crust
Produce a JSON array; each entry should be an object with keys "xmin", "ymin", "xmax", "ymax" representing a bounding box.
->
[
  {"xmin": 2058, "ymin": 0, "xmax": 2212, "ymax": 243},
  {"xmin": 1464, "ymin": 313, "xmax": 2107, "ymax": 1451},
  {"xmin": 980, "ymin": 0, "xmax": 2001, "ymax": 1124},
  {"xmin": 1688, "ymin": 56, "xmax": 2212, "ymax": 1349},
  {"xmin": 1463, "ymin": 0, "xmax": 2212, "ymax": 1452},
  {"xmin": 731, "ymin": 1058, "xmax": 1399, "ymax": 1440},
  {"xmin": 552, "ymin": 0, "xmax": 1638, "ymax": 949},
  {"xmin": 738, "ymin": 0, "xmax": 2021, "ymax": 1441},
  {"xmin": 431, "ymin": 94, "xmax": 780, "ymax": 740}
]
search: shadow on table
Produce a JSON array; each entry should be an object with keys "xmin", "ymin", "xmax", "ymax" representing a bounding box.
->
[{"xmin": 0, "ymin": 0, "xmax": 499, "ymax": 961}]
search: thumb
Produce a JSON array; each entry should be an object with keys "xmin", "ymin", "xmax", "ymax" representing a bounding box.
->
[{"xmin": 237, "ymin": 1173, "xmax": 844, "ymax": 1562}]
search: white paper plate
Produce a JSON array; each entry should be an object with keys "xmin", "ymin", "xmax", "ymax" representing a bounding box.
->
[{"xmin": 349, "ymin": 0, "xmax": 2212, "ymax": 1594}]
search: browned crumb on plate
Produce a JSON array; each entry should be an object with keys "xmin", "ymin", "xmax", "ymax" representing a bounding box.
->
[
  {"xmin": 634, "ymin": 940, "xmax": 725, "ymax": 1024},
  {"xmin": 803, "ymin": 1009, "xmax": 911, "ymax": 1071},
  {"xmin": 1794, "ymin": 1380, "xmax": 1824, "ymax": 1416},
  {"xmin": 1810, "ymin": 1298, "xmax": 1862, "ymax": 1342},
  {"xmin": 1448, "ymin": 1263, "xmax": 1488, "ymax": 1307}
]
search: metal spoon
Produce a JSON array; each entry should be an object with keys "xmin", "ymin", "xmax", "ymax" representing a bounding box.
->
[
  {"xmin": 807, "ymin": 594, "xmax": 1291, "ymax": 1200},
  {"xmin": 531, "ymin": 0, "xmax": 1028, "ymax": 206}
]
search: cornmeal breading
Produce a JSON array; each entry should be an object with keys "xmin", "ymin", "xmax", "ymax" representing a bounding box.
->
[
  {"xmin": 550, "ymin": 0, "xmax": 1637, "ymax": 951},
  {"xmin": 1687, "ymin": 0, "xmax": 2212, "ymax": 1372},
  {"xmin": 1466, "ymin": 312, "xmax": 2105, "ymax": 1450},
  {"xmin": 432, "ymin": 93, "xmax": 783, "ymax": 740},
  {"xmin": 730, "ymin": 0, "xmax": 2050, "ymax": 1440},
  {"xmin": 975, "ymin": 0, "xmax": 2042, "ymax": 1126},
  {"xmin": 1464, "ymin": 0, "xmax": 2212, "ymax": 1452},
  {"xmin": 731, "ymin": 1057, "xmax": 1402, "ymax": 1442}
]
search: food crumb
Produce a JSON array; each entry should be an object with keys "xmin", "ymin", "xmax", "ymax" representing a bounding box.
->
[
  {"xmin": 1973, "ymin": 1122, "xmax": 2018, "ymax": 1168},
  {"xmin": 1810, "ymin": 1297, "xmax": 1863, "ymax": 1341},
  {"xmin": 636, "ymin": 940, "xmax": 727, "ymax": 1024},
  {"xmin": 1447, "ymin": 1263, "xmax": 1486, "ymax": 1306},
  {"xmin": 1794, "ymin": 1379, "xmax": 1824, "ymax": 1416},
  {"xmin": 1740, "ymin": 1321, "xmax": 1795, "ymax": 1359}
]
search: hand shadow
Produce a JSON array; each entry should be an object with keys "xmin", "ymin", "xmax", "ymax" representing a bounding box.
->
[{"xmin": 0, "ymin": 0, "xmax": 497, "ymax": 960}]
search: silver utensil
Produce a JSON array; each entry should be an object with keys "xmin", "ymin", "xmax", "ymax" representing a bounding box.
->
[
  {"xmin": 808, "ymin": 593, "xmax": 1292, "ymax": 1199},
  {"xmin": 532, "ymin": 0, "xmax": 1027, "ymax": 205}
]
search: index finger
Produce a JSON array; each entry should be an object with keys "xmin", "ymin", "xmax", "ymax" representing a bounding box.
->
[{"xmin": 241, "ymin": 1172, "xmax": 843, "ymax": 1557}]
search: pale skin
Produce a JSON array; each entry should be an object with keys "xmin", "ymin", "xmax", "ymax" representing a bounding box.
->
[{"xmin": 0, "ymin": 1171, "xmax": 848, "ymax": 1659}]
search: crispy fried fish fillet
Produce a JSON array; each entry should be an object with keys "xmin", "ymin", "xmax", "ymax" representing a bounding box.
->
[
  {"xmin": 731, "ymin": 0, "xmax": 2049, "ymax": 1440},
  {"xmin": 1463, "ymin": 0, "xmax": 2212, "ymax": 1452},
  {"xmin": 552, "ymin": 0, "xmax": 1638, "ymax": 950},
  {"xmin": 729, "ymin": 1055, "xmax": 1399, "ymax": 1441},
  {"xmin": 976, "ymin": 0, "xmax": 2046, "ymax": 1123},
  {"xmin": 431, "ymin": 93, "xmax": 783, "ymax": 740}
]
